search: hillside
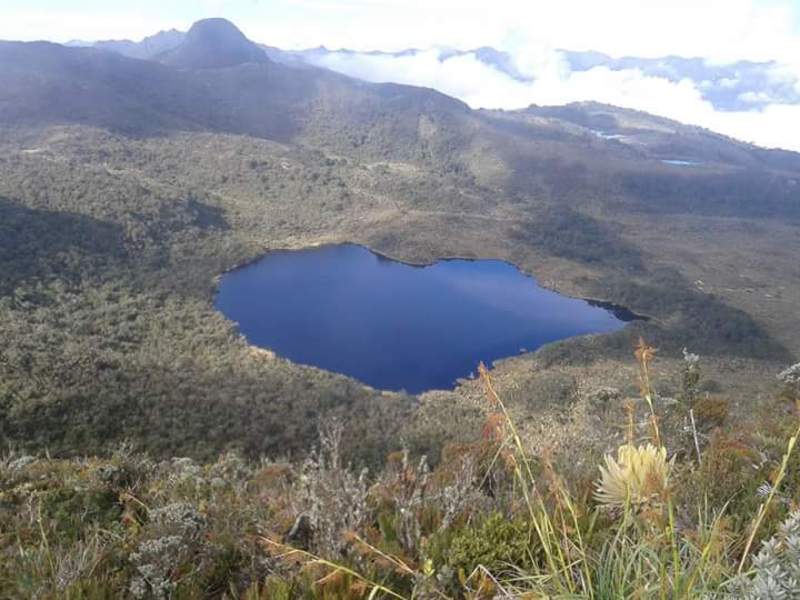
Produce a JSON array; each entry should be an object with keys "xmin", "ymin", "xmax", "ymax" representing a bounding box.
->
[
  {"xmin": 0, "ymin": 18, "xmax": 798, "ymax": 464},
  {"xmin": 2, "ymin": 354, "xmax": 800, "ymax": 597}
]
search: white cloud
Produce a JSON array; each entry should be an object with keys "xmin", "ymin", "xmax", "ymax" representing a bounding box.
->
[
  {"xmin": 312, "ymin": 47, "xmax": 800, "ymax": 151},
  {"xmin": 248, "ymin": 0, "xmax": 800, "ymax": 151},
  {"xmin": 708, "ymin": 103, "xmax": 800, "ymax": 151},
  {"xmin": 738, "ymin": 91, "xmax": 772, "ymax": 104},
  {"xmin": 252, "ymin": 0, "xmax": 800, "ymax": 64},
  {"xmin": 4, "ymin": 0, "xmax": 800, "ymax": 63},
  {"xmin": 0, "ymin": 9, "xmax": 179, "ymax": 43}
]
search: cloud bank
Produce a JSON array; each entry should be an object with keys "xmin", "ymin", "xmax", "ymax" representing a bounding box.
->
[{"xmin": 310, "ymin": 47, "xmax": 800, "ymax": 151}]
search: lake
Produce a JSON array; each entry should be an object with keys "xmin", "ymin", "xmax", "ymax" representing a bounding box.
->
[
  {"xmin": 215, "ymin": 244, "xmax": 631, "ymax": 393},
  {"xmin": 661, "ymin": 159, "xmax": 703, "ymax": 167}
]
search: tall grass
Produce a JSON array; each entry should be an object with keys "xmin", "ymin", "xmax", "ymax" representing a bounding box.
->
[
  {"xmin": 2, "ymin": 345, "xmax": 799, "ymax": 598},
  {"xmin": 475, "ymin": 346, "xmax": 728, "ymax": 599},
  {"xmin": 260, "ymin": 342, "xmax": 800, "ymax": 598}
]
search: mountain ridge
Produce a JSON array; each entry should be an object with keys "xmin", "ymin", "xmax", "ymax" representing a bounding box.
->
[
  {"xmin": 3, "ymin": 32, "xmax": 799, "ymax": 171},
  {"xmin": 58, "ymin": 24, "xmax": 800, "ymax": 115},
  {"xmin": 71, "ymin": 28, "xmax": 185, "ymax": 60}
]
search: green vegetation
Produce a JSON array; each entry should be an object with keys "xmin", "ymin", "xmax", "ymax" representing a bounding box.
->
[
  {"xmin": 621, "ymin": 169, "xmax": 800, "ymax": 219},
  {"xmin": 2, "ymin": 348, "xmax": 799, "ymax": 598},
  {"xmin": 0, "ymin": 120, "xmax": 795, "ymax": 463},
  {"xmin": 0, "ymin": 129, "xmax": 428, "ymax": 463}
]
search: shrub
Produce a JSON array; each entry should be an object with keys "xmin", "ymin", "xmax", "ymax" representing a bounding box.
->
[
  {"xmin": 434, "ymin": 512, "xmax": 537, "ymax": 583},
  {"xmin": 731, "ymin": 511, "xmax": 800, "ymax": 598}
]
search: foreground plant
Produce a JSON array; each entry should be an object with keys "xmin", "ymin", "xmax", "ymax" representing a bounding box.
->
[
  {"xmin": 595, "ymin": 443, "xmax": 671, "ymax": 509},
  {"xmin": 259, "ymin": 536, "xmax": 416, "ymax": 600},
  {"xmin": 731, "ymin": 511, "xmax": 800, "ymax": 599},
  {"xmin": 4, "ymin": 347, "xmax": 800, "ymax": 598}
]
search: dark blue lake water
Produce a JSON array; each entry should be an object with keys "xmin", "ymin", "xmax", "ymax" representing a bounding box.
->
[{"xmin": 215, "ymin": 244, "xmax": 629, "ymax": 393}]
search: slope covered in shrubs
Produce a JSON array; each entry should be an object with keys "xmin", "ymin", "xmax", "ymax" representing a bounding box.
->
[{"xmin": 2, "ymin": 346, "xmax": 799, "ymax": 598}]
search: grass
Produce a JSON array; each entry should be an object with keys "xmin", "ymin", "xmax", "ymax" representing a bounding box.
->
[
  {"xmin": 254, "ymin": 347, "xmax": 800, "ymax": 599},
  {"xmin": 0, "ymin": 345, "xmax": 798, "ymax": 598}
]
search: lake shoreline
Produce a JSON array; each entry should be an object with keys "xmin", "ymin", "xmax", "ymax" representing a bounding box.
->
[
  {"xmin": 213, "ymin": 240, "xmax": 649, "ymax": 323},
  {"xmin": 213, "ymin": 242, "xmax": 640, "ymax": 393}
]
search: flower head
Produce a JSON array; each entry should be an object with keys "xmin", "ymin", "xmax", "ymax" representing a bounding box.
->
[{"xmin": 595, "ymin": 443, "xmax": 671, "ymax": 508}]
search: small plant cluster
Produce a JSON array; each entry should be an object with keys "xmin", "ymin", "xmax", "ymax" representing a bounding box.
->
[
  {"xmin": 595, "ymin": 443, "xmax": 671, "ymax": 508},
  {"xmin": 779, "ymin": 362, "xmax": 800, "ymax": 404},
  {"xmin": 1, "ymin": 343, "xmax": 799, "ymax": 598},
  {"xmin": 731, "ymin": 511, "xmax": 800, "ymax": 599}
]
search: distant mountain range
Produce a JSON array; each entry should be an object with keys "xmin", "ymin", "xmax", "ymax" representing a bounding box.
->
[
  {"xmin": 4, "ymin": 19, "xmax": 797, "ymax": 178},
  {"xmin": 66, "ymin": 28, "xmax": 185, "ymax": 60},
  {"xmin": 7, "ymin": 18, "xmax": 800, "ymax": 178},
  {"xmin": 270, "ymin": 47, "xmax": 800, "ymax": 114},
  {"xmin": 66, "ymin": 26, "xmax": 800, "ymax": 114}
]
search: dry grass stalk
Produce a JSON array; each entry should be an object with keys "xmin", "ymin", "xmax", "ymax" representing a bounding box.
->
[
  {"xmin": 737, "ymin": 421, "xmax": 800, "ymax": 574},
  {"xmin": 635, "ymin": 337, "xmax": 662, "ymax": 447},
  {"xmin": 260, "ymin": 536, "xmax": 411, "ymax": 600}
]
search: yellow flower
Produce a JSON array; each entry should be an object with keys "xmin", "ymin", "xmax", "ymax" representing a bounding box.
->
[
  {"xmin": 422, "ymin": 558, "xmax": 435, "ymax": 577},
  {"xmin": 595, "ymin": 444, "xmax": 671, "ymax": 508}
]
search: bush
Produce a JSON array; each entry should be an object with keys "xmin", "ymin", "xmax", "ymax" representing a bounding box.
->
[{"xmin": 430, "ymin": 512, "xmax": 537, "ymax": 584}]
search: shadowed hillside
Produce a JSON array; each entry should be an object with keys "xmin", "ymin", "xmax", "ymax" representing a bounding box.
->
[{"xmin": 0, "ymin": 197, "xmax": 126, "ymax": 295}]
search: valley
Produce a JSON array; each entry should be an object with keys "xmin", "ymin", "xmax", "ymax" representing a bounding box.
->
[{"xmin": 0, "ymin": 19, "xmax": 798, "ymax": 466}]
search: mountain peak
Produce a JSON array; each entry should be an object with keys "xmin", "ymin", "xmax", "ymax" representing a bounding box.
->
[
  {"xmin": 186, "ymin": 18, "xmax": 246, "ymax": 40},
  {"xmin": 158, "ymin": 18, "xmax": 268, "ymax": 69}
]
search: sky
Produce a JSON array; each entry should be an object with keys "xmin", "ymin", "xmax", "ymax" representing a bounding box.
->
[{"xmin": 3, "ymin": 0, "xmax": 800, "ymax": 150}]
